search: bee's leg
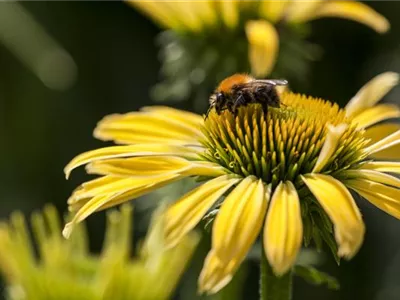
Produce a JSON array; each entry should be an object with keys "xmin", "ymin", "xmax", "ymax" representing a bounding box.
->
[
  {"xmin": 265, "ymin": 86, "xmax": 280, "ymax": 108},
  {"xmin": 261, "ymin": 103, "xmax": 269, "ymax": 115},
  {"xmin": 218, "ymin": 107, "xmax": 228, "ymax": 116},
  {"xmin": 256, "ymin": 86, "xmax": 279, "ymax": 115},
  {"xmin": 232, "ymin": 94, "xmax": 246, "ymax": 115},
  {"xmin": 226, "ymin": 106, "xmax": 234, "ymax": 116}
]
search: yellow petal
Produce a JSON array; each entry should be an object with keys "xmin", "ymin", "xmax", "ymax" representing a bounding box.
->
[
  {"xmin": 141, "ymin": 106, "xmax": 203, "ymax": 128},
  {"xmin": 164, "ymin": 175, "xmax": 241, "ymax": 248},
  {"xmin": 69, "ymin": 176, "xmax": 154, "ymax": 203},
  {"xmin": 264, "ymin": 181, "xmax": 302, "ymax": 275},
  {"xmin": 180, "ymin": 160, "xmax": 228, "ymax": 177},
  {"xmin": 64, "ymin": 173, "xmax": 181, "ymax": 238},
  {"xmin": 127, "ymin": 1, "xmax": 182, "ymax": 29},
  {"xmin": 284, "ymin": 1, "xmax": 323, "ymax": 23},
  {"xmin": 259, "ymin": 1, "xmax": 290, "ymax": 23},
  {"xmin": 342, "ymin": 169, "xmax": 400, "ymax": 189},
  {"xmin": 363, "ymin": 123, "xmax": 400, "ymax": 160},
  {"xmin": 217, "ymin": 1, "xmax": 239, "ymax": 28},
  {"xmin": 198, "ymin": 249, "xmax": 240, "ymax": 295},
  {"xmin": 245, "ymin": 20, "xmax": 279, "ymax": 77},
  {"xmin": 165, "ymin": 1, "xmax": 215, "ymax": 32},
  {"xmin": 345, "ymin": 72, "xmax": 399, "ymax": 118},
  {"xmin": 302, "ymin": 174, "xmax": 365, "ymax": 259},
  {"xmin": 68, "ymin": 173, "xmax": 182, "ymax": 207},
  {"xmin": 212, "ymin": 177, "xmax": 267, "ymax": 263},
  {"xmin": 352, "ymin": 104, "xmax": 400, "ymax": 129},
  {"xmin": 86, "ymin": 156, "xmax": 226, "ymax": 178},
  {"xmin": 86, "ymin": 156, "xmax": 192, "ymax": 177},
  {"xmin": 128, "ymin": 1, "xmax": 208, "ymax": 32},
  {"xmin": 312, "ymin": 123, "xmax": 347, "ymax": 173},
  {"xmin": 188, "ymin": 1, "xmax": 217, "ymax": 29},
  {"xmin": 140, "ymin": 203, "xmax": 167, "ymax": 263},
  {"xmin": 68, "ymin": 171, "xmax": 187, "ymax": 210},
  {"xmin": 63, "ymin": 194, "xmax": 109, "ymax": 238},
  {"xmin": 360, "ymin": 161, "xmax": 400, "ymax": 173},
  {"xmin": 346, "ymin": 179, "xmax": 400, "ymax": 219},
  {"xmin": 305, "ymin": 1, "xmax": 390, "ymax": 33},
  {"xmin": 97, "ymin": 177, "xmax": 178, "ymax": 211},
  {"xmin": 364, "ymin": 129, "xmax": 400, "ymax": 156},
  {"xmin": 94, "ymin": 108, "xmax": 204, "ymax": 145},
  {"xmin": 141, "ymin": 207, "xmax": 200, "ymax": 287},
  {"xmin": 68, "ymin": 176, "xmax": 117, "ymax": 204},
  {"xmin": 64, "ymin": 144, "xmax": 201, "ymax": 179},
  {"xmin": 94, "ymin": 129, "xmax": 200, "ymax": 146}
]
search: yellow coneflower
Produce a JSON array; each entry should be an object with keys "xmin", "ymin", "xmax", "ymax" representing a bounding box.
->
[
  {"xmin": 64, "ymin": 72, "xmax": 400, "ymax": 294},
  {"xmin": 128, "ymin": 1, "xmax": 389, "ymax": 77},
  {"xmin": 0, "ymin": 204, "xmax": 198, "ymax": 299}
]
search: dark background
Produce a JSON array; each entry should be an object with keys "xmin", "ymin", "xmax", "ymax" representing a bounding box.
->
[{"xmin": 1, "ymin": 2, "xmax": 400, "ymax": 299}]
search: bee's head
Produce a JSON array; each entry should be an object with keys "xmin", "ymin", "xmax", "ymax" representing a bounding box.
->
[
  {"xmin": 210, "ymin": 91, "xmax": 225, "ymax": 103},
  {"xmin": 216, "ymin": 92, "xmax": 225, "ymax": 103},
  {"xmin": 206, "ymin": 92, "xmax": 226, "ymax": 119},
  {"xmin": 209, "ymin": 93, "xmax": 217, "ymax": 106}
]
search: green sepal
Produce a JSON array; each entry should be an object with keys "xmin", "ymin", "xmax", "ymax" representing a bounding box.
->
[
  {"xmin": 312, "ymin": 227, "xmax": 323, "ymax": 251},
  {"xmin": 302, "ymin": 215, "xmax": 312, "ymax": 247},
  {"xmin": 294, "ymin": 265, "xmax": 340, "ymax": 290},
  {"xmin": 320, "ymin": 227, "xmax": 340, "ymax": 265},
  {"xmin": 312, "ymin": 204, "xmax": 340, "ymax": 264},
  {"xmin": 302, "ymin": 196, "xmax": 341, "ymax": 265}
]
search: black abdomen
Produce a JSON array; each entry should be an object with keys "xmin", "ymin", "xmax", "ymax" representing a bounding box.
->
[{"xmin": 230, "ymin": 85, "xmax": 281, "ymax": 114}]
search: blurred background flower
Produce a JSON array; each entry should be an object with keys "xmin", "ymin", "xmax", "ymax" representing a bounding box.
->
[
  {"xmin": 129, "ymin": 0, "xmax": 389, "ymax": 110},
  {"xmin": 0, "ymin": 204, "xmax": 199, "ymax": 300},
  {"xmin": 1, "ymin": 1, "xmax": 400, "ymax": 300}
]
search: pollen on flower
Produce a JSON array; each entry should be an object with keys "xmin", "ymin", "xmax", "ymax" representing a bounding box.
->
[{"xmin": 200, "ymin": 92, "xmax": 368, "ymax": 187}]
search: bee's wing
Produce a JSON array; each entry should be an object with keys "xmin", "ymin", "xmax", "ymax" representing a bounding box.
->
[
  {"xmin": 254, "ymin": 79, "xmax": 288, "ymax": 86},
  {"xmin": 239, "ymin": 80, "xmax": 288, "ymax": 90}
]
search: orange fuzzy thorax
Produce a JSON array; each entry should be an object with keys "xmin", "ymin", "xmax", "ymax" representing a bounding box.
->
[{"xmin": 216, "ymin": 74, "xmax": 253, "ymax": 93}]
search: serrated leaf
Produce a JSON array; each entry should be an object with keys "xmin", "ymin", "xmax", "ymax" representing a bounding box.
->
[{"xmin": 294, "ymin": 265, "xmax": 340, "ymax": 290}]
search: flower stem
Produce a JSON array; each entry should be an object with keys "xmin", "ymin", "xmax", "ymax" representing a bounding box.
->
[{"xmin": 260, "ymin": 250, "xmax": 293, "ymax": 300}]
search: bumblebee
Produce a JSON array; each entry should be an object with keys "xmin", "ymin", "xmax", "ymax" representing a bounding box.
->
[{"xmin": 206, "ymin": 74, "xmax": 288, "ymax": 118}]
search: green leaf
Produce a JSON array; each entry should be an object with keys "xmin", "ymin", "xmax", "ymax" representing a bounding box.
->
[{"xmin": 294, "ymin": 265, "xmax": 340, "ymax": 290}]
